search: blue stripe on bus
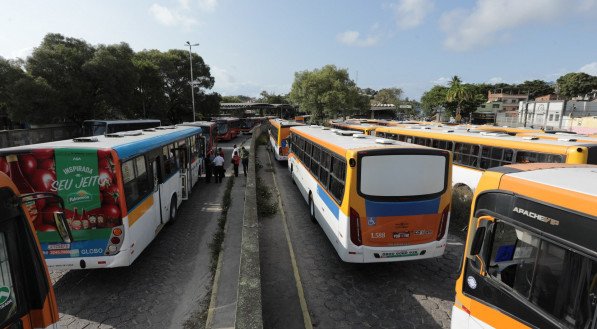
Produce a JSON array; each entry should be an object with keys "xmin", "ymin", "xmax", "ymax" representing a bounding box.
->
[
  {"xmin": 317, "ymin": 186, "xmax": 340, "ymax": 219},
  {"xmin": 365, "ymin": 197, "xmax": 440, "ymax": 217},
  {"xmin": 114, "ymin": 127, "xmax": 201, "ymax": 160}
]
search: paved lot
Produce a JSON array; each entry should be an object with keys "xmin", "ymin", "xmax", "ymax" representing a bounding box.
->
[
  {"xmin": 50, "ymin": 138, "xmax": 248, "ymax": 329},
  {"xmin": 260, "ymin": 148, "xmax": 465, "ymax": 329}
]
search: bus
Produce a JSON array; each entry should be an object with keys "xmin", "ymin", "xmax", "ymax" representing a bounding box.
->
[
  {"xmin": 330, "ymin": 121, "xmax": 378, "ymax": 135},
  {"xmin": 213, "ymin": 117, "xmax": 240, "ymax": 141},
  {"xmin": 268, "ymin": 119, "xmax": 303, "ymax": 161},
  {"xmin": 0, "ymin": 125, "xmax": 204, "ymax": 269},
  {"xmin": 240, "ymin": 117, "xmax": 266, "ymax": 134},
  {"xmin": 452, "ymin": 164, "xmax": 597, "ymax": 329},
  {"xmin": 516, "ymin": 131, "xmax": 597, "ymax": 144},
  {"xmin": 180, "ymin": 121, "xmax": 217, "ymax": 151},
  {"xmin": 375, "ymin": 125, "xmax": 597, "ymax": 192},
  {"xmin": 294, "ymin": 115, "xmax": 312, "ymax": 124},
  {"xmin": 83, "ymin": 119, "xmax": 161, "ymax": 136},
  {"xmin": 0, "ymin": 172, "xmax": 70, "ymax": 329},
  {"xmin": 287, "ymin": 125, "xmax": 452, "ymax": 263}
]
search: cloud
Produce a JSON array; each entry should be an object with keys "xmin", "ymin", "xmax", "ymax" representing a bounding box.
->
[
  {"xmin": 440, "ymin": 0, "xmax": 595, "ymax": 51},
  {"xmin": 149, "ymin": 3, "xmax": 197, "ymax": 27},
  {"xmin": 336, "ymin": 31, "xmax": 379, "ymax": 47},
  {"xmin": 431, "ymin": 77, "xmax": 450, "ymax": 86},
  {"xmin": 488, "ymin": 77, "xmax": 503, "ymax": 84},
  {"xmin": 580, "ymin": 62, "xmax": 597, "ymax": 76},
  {"xmin": 391, "ymin": 0, "xmax": 434, "ymax": 29},
  {"xmin": 198, "ymin": 0, "xmax": 218, "ymax": 12}
]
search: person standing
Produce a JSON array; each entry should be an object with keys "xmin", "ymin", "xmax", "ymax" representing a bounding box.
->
[
  {"xmin": 205, "ymin": 148, "xmax": 215, "ymax": 183},
  {"xmin": 240, "ymin": 146, "xmax": 249, "ymax": 176},
  {"xmin": 232, "ymin": 151, "xmax": 241, "ymax": 177},
  {"xmin": 213, "ymin": 152, "xmax": 225, "ymax": 183},
  {"xmin": 232, "ymin": 144, "xmax": 239, "ymax": 157}
]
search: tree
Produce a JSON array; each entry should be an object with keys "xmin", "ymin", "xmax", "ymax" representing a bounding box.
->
[
  {"xmin": 556, "ymin": 72, "xmax": 597, "ymax": 99},
  {"xmin": 289, "ymin": 65, "xmax": 368, "ymax": 122},
  {"xmin": 420, "ymin": 85, "xmax": 450, "ymax": 117},
  {"xmin": 446, "ymin": 76, "xmax": 473, "ymax": 122},
  {"xmin": 258, "ymin": 91, "xmax": 289, "ymax": 104},
  {"xmin": 372, "ymin": 87, "xmax": 403, "ymax": 105},
  {"xmin": 26, "ymin": 33, "xmax": 96, "ymax": 123},
  {"xmin": 84, "ymin": 43, "xmax": 139, "ymax": 119},
  {"xmin": 516, "ymin": 80, "xmax": 554, "ymax": 99}
]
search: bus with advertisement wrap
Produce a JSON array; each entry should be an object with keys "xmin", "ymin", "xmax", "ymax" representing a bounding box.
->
[
  {"xmin": 0, "ymin": 172, "xmax": 71, "ymax": 329},
  {"xmin": 0, "ymin": 125, "xmax": 203, "ymax": 269},
  {"xmin": 288, "ymin": 125, "xmax": 452, "ymax": 262},
  {"xmin": 452, "ymin": 164, "xmax": 597, "ymax": 329}
]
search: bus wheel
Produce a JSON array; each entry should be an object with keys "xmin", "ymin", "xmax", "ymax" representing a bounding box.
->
[
  {"xmin": 308, "ymin": 193, "xmax": 316, "ymax": 223},
  {"xmin": 169, "ymin": 195, "xmax": 178, "ymax": 223}
]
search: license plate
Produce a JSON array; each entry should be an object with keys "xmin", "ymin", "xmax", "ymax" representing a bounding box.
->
[{"xmin": 380, "ymin": 250, "xmax": 419, "ymax": 258}]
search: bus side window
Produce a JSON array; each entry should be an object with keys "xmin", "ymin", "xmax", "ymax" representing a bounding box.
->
[{"xmin": 123, "ymin": 156, "xmax": 153, "ymax": 209}]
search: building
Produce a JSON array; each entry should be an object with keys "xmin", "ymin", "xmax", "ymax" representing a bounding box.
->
[
  {"xmin": 473, "ymin": 91, "xmax": 528, "ymax": 125},
  {"xmin": 518, "ymin": 100, "xmax": 597, "ymax": 132},
  {"xmin": 369, "ymin": 103, "xmax": 396, "ymax": 119}
]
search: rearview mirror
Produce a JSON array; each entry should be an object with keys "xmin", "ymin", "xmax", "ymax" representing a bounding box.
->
[{"xmin": 53, "ymin": 212, "xmax": 73, "ymax": 243}]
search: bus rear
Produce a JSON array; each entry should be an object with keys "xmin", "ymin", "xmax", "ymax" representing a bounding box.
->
[
  {"xmin": 344, "ymin": 148, "xmax": 452, "ymax": 262},
  {"xmin": 0, "ymin": 148, "xmax": 127, "ymax": 269}
]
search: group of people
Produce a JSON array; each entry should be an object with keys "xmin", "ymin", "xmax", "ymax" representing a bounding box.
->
[{"xmin": 204, "ymin": 144, "xmax": 250, "ymax": 183}]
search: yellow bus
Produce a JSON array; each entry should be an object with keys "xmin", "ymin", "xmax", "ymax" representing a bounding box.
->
[
  {"xmin": 268, "ymin": 118, "xmax": 303, "ymax": 161},
  {"xmin": 452, "ymin": 163, "xmax": 597, "ymax": 329},
  {"xmin": 516, "ymin": 131, "xmax": 597, "ymax": 143},
  {"xmin": 288, "ymin": 125, "xmax": 452, "ymax": 262},
  {"xmin": 375, "ymin": 126, "xmax": 597, "ymax": 192},
  {"xmin": 0, "ymin": 172, "xmax": 69, "ymax": 329},
  {"xmin": 330, "ymin": 121, "xmax": 378, "ymax": 135}
]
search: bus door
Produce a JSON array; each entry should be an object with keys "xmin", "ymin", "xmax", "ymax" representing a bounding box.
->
[
  {"xmin": 149, "ymin": 153, "xmax": 165, "ymax": 224},
  {"xmin": 173, "ymin": 146, "xmax": 189, "ymax": 200}
]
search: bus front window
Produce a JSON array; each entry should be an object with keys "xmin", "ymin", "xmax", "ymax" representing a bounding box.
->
[
  {"xmin": 217, "ymin": 123, "xmax": 228, "ymax": 135},
  {"xmin": 485, "ymin": 219, "xmax": 597, "ymax": 328}
]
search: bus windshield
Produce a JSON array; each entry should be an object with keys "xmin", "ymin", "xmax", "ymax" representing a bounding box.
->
[
  {"xmin": 84, "ymin": 123, "xmax": 107, "ymax": 136},
  {"xmin": 217, "ymin": 123, "xmax": 229, "ymax": 134},
  {"xmin": 359, "ymin": 154, "xmax": 447, "ymax": 197}
]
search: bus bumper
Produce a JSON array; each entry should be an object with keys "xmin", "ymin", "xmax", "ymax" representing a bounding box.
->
[
  {"xmin": 45, "ymin": 250, "xmax": 130, "ymax": 269},
  {"xmin": 340, "ymin": 237, "xmax": 448, "ymax": 263}
]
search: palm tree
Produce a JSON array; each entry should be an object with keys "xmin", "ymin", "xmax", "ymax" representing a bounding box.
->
[{"xmin": 446, "ymin": 76, "xmax": 472, "ymax": 122}]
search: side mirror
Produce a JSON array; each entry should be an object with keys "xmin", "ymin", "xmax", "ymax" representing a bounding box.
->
[{"xmin": 53, "ymin": 211, "xmax": 73, "ymax": 243}]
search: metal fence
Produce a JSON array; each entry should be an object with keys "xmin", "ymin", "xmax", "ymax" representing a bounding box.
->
[{"xmin": 0, "ymin": 125, "xmax": 81, "ymax": 148}]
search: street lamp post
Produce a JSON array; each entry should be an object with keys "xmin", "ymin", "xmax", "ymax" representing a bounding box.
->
[{"xmin": 185, "ymin": 41, "xmax": 199, "ymax": 122}]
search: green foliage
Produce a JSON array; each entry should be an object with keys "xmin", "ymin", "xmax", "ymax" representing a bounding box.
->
[
  {"xmin": 289, "ymin": 64, "xmax": 369, "ymax": 121},
  {"xmin": 517, "ymin": 80, "xmax": 554, "ymax": 99},
  {"xmin": 256, "ymin": 176, "xmax": 277, "ymax": 217},
  {"xmin": 258, "ymin": 91, "xmax": 289, "ymax": 104},
  {"xmin": 1, "ymin": 33, "xmax": 216, "ymax": 125},
  {"xmin": 446, "ymin": 76, "xmax": 474, "ymax": 121},
  {"xmin": 557, "ymin": 72, "xmax": 597, "ymax": 99},
  {"xmin": 372, "ymin": 87, "xmax": 403, "ymax": 105},
  {"xmin": 420, "ymin": 85, "xmax": 450, "ymax": 117}
]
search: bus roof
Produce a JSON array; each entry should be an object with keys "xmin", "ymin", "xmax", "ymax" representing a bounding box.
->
[
  {"xmin": 0, "ymin": 126, "xmax": 201, "ymax": 161},
  {"xmin": 83, "ymin": 119, "xmax": 161, "ymax": 124},
  {"xmin": 269, "ymin": 118, "xmax": 304, "ymax": 128},
  {"xmin": 212, "ymin": 117, "xmax": 239, "ymax": 122},
  {"xmin": 180, "ymin": 121, "xmax": 216, "ymax": 128},
  {"xmin": 290, "ymin": 125, "xmax": 438, "ymax": 155},
  {"xmin": 376, "ymin": 125, "xmax": 597, "ymax": 151},
  {"xmin": 516, "ymin": 132, "xmax": 597, "ymax": 143}
]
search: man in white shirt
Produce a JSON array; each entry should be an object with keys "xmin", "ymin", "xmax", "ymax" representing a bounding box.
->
[{"xmin": 212, "ymin": 153, "xmax": 225, "ymax": 183}]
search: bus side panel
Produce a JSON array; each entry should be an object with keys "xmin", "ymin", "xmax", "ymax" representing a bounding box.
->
[
  {"xmin": 452, "ymin": 166, "xmax": 483, "ymax": 191},
  {"xmin": 126, "ymin": 195, "xmax": 160, "ymax": 265}
]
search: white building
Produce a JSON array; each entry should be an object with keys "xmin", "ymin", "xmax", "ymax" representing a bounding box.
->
[{"xmin": 518, "ymin": 100, "xmax": 597, "ymax": 131}]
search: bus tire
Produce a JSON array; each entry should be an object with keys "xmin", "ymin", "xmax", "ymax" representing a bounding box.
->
[
  {"xmin": 308, "ymin": 193, "xmax": 316, "ymax": 223},
  {"xmin": 169, "ymin": 195, "xmax": 178, "ymax": 223}
]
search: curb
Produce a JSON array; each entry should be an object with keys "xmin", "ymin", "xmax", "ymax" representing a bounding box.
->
[{"xmin": 235, "ymin": 126, "xmax": 264, "ymax": 329}]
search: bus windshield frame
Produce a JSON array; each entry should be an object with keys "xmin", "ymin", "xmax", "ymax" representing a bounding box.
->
[{"xmin": 356, "ymin": 148, "xmax": 450, "ymax": 202}]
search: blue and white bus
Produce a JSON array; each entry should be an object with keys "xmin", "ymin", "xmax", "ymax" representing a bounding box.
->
[{"xmin": 0, "ymin": 125, "xmax": 204, "ymax": 269}]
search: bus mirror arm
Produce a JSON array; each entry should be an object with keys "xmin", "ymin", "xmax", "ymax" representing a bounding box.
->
[
  {"xmin": 470, "ymin": 215, "xmax": 495, "ymax": 276},
  {"xmin": 53, "ymin": 212, "xmax": 74, "ymax": 243}
]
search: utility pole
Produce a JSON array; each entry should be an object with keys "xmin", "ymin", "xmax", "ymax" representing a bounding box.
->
[{"xmin": 185, "ymin": 41, "xmax": 199, "ymax": 121}]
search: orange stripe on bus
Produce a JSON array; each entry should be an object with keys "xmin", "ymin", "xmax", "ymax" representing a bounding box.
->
[{"xmin": 128, "ymin": 196, "xmax": 154, "ymax": 227}]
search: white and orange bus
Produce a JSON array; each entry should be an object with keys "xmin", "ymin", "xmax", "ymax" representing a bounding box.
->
[
  {"xmin": 375, "ymin": 125, "xmax": 597, "ymax": 192},
  {"xmin": 268, "ymin": 119, "xmax": 303, "ymax": 161},
  {"xmin": 330, "ymin": 121, "xmax": 378, "ymax": 135},
  {"xmin": 0, "ymin": 172, "xmax": 67, "ymax": 328},
  {"xmin": 453, "ymin": 163, "xmax": 597, "ymax": 329},
  {"xmin": 0, "ymin": 125, "xmax": 203, "ymax": 269},
  {"xmin": 288, "ymin": 125, "xmax": 452, "ymax": 262}
]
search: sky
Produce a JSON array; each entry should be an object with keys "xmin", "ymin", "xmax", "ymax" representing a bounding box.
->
[{"xmin": 1, "ymin": 0, "xmax": 597, "ymax": 100}]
